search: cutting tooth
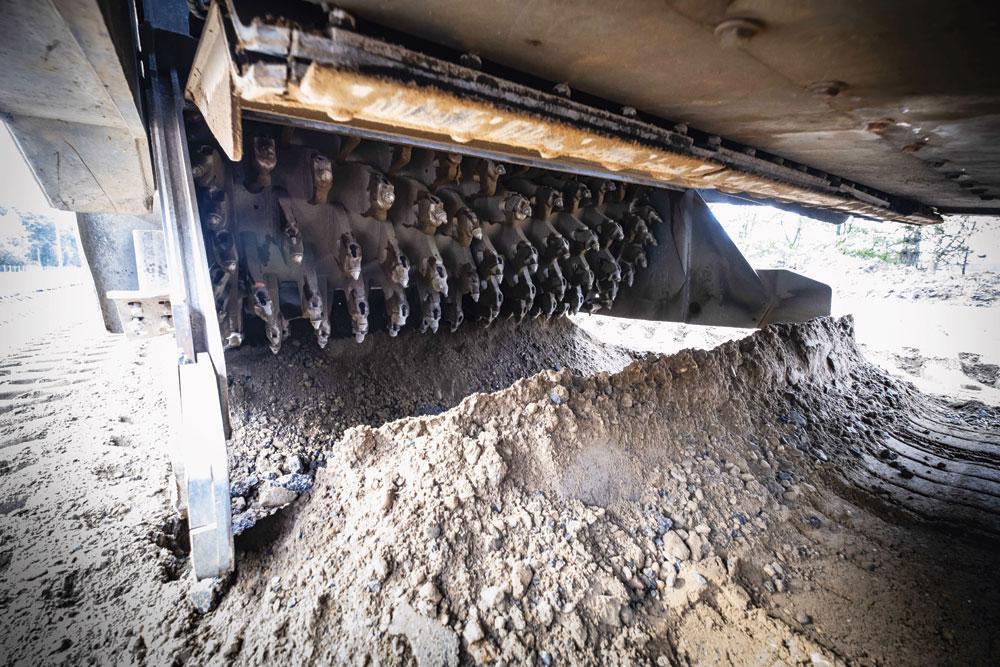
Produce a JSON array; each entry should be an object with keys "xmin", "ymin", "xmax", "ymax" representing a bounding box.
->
[
  {"xmin": 382, "ymin": 236, "xmax": 410, "ymax": 288},
  {"xmin": 532, "ymin": 292, "xmax": 558, "ymax": 319},
  {"xmin": 315, "ymin": 278, "xmax": 332, "ymax": 349},
  {"xmin": 266, "ymin": 320, "xmax": 283, "ymax": 354},
  {"xmin": 637, "ymin": 203, "xmax": 663, "ymax": 227},
  {"xmin": 444, "ymin": 297, "xmax": 464, "ymax": 332},
  {"xmin": 368, "ymin": 174, "xmax": 396, "ymax": 219},
  {"xmin": 417, "ymin": 192, "xmax": 449, "ymax": 234},
  {"xmin": 579, "ymin": 178, "xmax": 617, "ymax": 207},
  {"xmin": 462, "ymin": 158, "xmax": 506, "ymax": 197},
  {"xmin": 619, "ymin": 260, "xmax": 635, "ymax": 288},
  {"xmin": 479, "ymin": 275, "xmax": 503, "ymax": 324},
  {"xmin": 251, "ymin": 279, "xmax": 285, "ymax": 353},
  {"xmin": 211, "ymin": 265, "xmax": 230, "ymax": 302},
  {"xmin": 472, "ymin": 192, "xmax": 532, "ymax": 224},
  {"xmin": 619, "ymin": 212, "xmax": 656, "ymax": 247},
  {"xmin": 511, "ymin": 240, "xmax": 538, "ymax": 274},
  {"xmin": 340, "ymin": 233, "xmax": 363, "ymax": 280},
  {"xmin": 586, "ymin": 248, "xmax": 622, "ymax": 312},
  {"xmin": 390, "ymin": 177, "xmax": 451, "ymax": 305},
  {"xmin": 252, "ymin": 283, "xmax": 273, "ymax": 320},
  {"xmin": 459, "ymin": 263, "xmax": 480, "ymax": 302},
  {"xmin": 279, "ymin": 204, "xmax": 304, "ymax": 265},
  {"xmin": 423, "ymin": 257, "xmax": 449, "ymax": 296},
  {"xmin": 561, "ymin": 254, "xmax": 594, "ymax": 294},
  {"xmin": 316, "ymin": 319, "xmax": 331, "ymax": 349},
  {"xmin": 472, "ymin": 237, "xmax": 504, "ymax": 280},
  {"xmin": 192, "ymin": 145, "xmax": 224, "ymax": 192},
  {"xmin": 384, "ymin": 286, "xmax": 409, "ymax": 337},
  {"xmin": 208, "ymin": 139, "xmax": 658, "ymax": 345},
  {"xmin": 537, "ymin": 177, "xmax": 591, "ymax": 214},
  {"xmin": 559, "ymin": 254, "xmax": 594, "ymax": 315},
  {"xmin": 589, "ymin": 248, "xmax": 621, "ymax": 284},
  {"xmin": 452, "ymin": 208, "xmax": 483, "ymax": 247},
  {"xmin": 436, "ymin": 188, "xmax": 481, "ymax": 247},
  {"xmin": 418, "ymin": 287, "xmax": 442, "ymax": 333},
  {"xmin": 505, "ymin": 266, "xmax": 536, "ymax": 320},
  {"xmin": 302, "ymin": 276, "xmax": 324, "ymax": 328},
  {"xmin": 581, "ymin": 206, "xmax": 624, "ymax": 248},
  {"xmin": 621, "ymin": 242, "xmax": 649, "ymax": 270},
  {"xmin": 564, "ymin": 284, "xmax": 584, "ymax": 315},
  {"xmin": 205, "ymin": 193, "xmax": 228, "ymax": 232},
  {"xmin": 346, "ymin": 279, "xmax": 369, "ymax": 343},
  {"xmin": 504, "ymin": 193, "xmax": 532, "ymax": 221},
  {"xmin": 311, "ymin": 153, "xmax": 334, "ymax": 204},
  {"xmin": 220, "ymin": 269, "xmax": 243, "ymax": 349},
  {"xmin": 432, "ymin": 152, "xmax": 462, "ymax": 190},
  {"xmin": 523, "ymin": 215, "xmax": 570, "ymax": 262},
  {"xmin": 214, "ymin": 230, "xmax": 238, "ymax": 274},
  {"xmin": 249, "ymin": 136, "xmax": 277, "ymax": 192},
  {"xmin": 551, "ymin": 212, "xmax": 599, "ymax": 254},
  {"xmin": 482, "ymin": 221, "xmax": 537, "ymax": 277},
  {"xmin": 536, "ymin": 259, "xmax": 567, "ymax": 305}
]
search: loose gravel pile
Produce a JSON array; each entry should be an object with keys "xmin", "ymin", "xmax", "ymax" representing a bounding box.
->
[{"xmin": 171, "ymin": 317, "xmax": 1000, "ymax": 665}]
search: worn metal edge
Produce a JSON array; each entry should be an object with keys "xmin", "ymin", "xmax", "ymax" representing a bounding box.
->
[
  {"xmin": 210, "ymin": 3, "xmax": 941, "ymax": 225},
  {"xmin": 232, "ymin": 63, "xmax": 939, "ymax": 226}
]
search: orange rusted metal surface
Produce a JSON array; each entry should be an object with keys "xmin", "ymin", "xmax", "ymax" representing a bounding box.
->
[{"xmin": 230, "ymin": 64, "xmax": 937, "ymax": 224}]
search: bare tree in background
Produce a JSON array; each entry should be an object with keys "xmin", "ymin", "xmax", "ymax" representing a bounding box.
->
[
  {"xmin": 928, "ymin": 217, "xmax": 979, "ymax": 274},
  {"xmin": 899, "ymin": 228, "xmax": 922, "ymax": 267}
]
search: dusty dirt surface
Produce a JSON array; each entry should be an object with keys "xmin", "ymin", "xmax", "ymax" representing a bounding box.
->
[
  {"xmin": 179, "ymin": 317, "xmax": 1000, "ymax": 666},
  {"xmin": 4, "ymin": 295, "xmax": 999, "ymax": 666}
]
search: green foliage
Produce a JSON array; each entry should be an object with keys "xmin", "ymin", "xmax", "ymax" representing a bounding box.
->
[
  {"xmin": 831, "ymin": 218, "xmax": 910, "ymax": 265},
  {"xmin": 840, "ymin": 246, "xmax": 898, "ymax": 263}
]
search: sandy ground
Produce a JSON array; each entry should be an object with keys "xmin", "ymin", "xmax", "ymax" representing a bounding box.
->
[
  {"xmin": 573, "ymin": 297, "xmax": 1000, "ymax": 407},
  {"xmin": 0, "ymin": 269, "xmax": 999, "ymax": 665}
]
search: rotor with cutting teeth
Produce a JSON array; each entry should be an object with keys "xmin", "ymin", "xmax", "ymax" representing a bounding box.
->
[{"xmin": 194, "ymin": 127, "xmax": 660, "ymax": 353}]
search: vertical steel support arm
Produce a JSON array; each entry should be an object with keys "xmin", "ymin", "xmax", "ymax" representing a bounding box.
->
[{"xmin": 147, "ymin": 44, "xmax": 234, "ymax": 579}]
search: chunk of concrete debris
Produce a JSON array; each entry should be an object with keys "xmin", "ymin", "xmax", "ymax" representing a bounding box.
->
[
  {"xmin": 258, "ymin": 484, "xmax": 298, "ymax": 509},
  {"xmin": 417, "ymin": 580, "xmax": 443, "ymax": 615},
  {"xmin": 463, "ymin": 609, "xmax": 485, "ymax": 645},
  {"xmin": 379, "ymin": 485, "xmax": 396, "ymax": 514},
  {"xmin": 274, "ymin": 472, "xmax": 313, "ymax": 494},
  {"xmin": 511, "ymin": 562, "xmax": 534, "ymax": 599},
  {"xmin": 661, "ymin": 530, "xmax": 691, "ymax": 561},
  {"xmin": 189, "ymin": 576, "xmax": 224, "ymax": 614},
  {"xmin": 480, "ymin": 584, "xmax": 508, "ymax": 610},
  {"xmin": 388, "ymin": 602, "xmax": 459, "ymax": 667},
  {"xmin": 285, "ymin": 453, "xmax": 309, "ymax": 475},
  {"xmin": 371, "ymin": 555, "xmax": 390, "ymax": 582}
]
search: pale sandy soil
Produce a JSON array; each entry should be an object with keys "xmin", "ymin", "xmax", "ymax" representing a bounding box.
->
[{"xmin": 0, "ymin": 263, "xmax": 998, "ymax": 666}]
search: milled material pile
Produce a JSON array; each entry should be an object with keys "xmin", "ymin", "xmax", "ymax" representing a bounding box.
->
[{"xmin": 176, "ymin": 317, "xmax": 1000, "ymax": 665}]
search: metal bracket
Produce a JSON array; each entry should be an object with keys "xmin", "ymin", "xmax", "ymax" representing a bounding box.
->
[
  {"xmin": 175, "ymin": 354, "xmax": 234, "ymax": 578},
  {"xmin": 147, "ymin": 35, "xmax": 234, "ymax": 578},
  {"xmin": 608, "ymin": 190, "xmax": 831, "ymax": 327},
  {"xmin": 105, "ymin": 291, "xmax": 173, "ymax": 338}
]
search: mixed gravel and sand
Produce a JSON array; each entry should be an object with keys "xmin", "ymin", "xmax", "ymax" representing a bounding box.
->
[{"xmin": 2, "ymin": 302, "xmax": 999, "ymax": 665}]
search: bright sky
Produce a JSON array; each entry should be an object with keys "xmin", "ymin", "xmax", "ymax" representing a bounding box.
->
[
  {"xmin": 0, "ymin": 122, "xmax": 79, "ymax": 237},
  {"xmin": 0, "ymin": 122, "xmax": 57, "ymax": 212}
]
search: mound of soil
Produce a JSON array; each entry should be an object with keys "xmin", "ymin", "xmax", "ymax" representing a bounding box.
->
[{"xmin": 173, "ymin": 317, "xmax": 1000, "ymax": 665}]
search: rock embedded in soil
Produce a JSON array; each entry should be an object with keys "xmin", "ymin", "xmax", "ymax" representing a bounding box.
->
[
  {"xmin": 662, "ymin": 530, "xmax": 691, "ymax": 562},
  {"xmin": 257, "ymin": 484, "xmax": 297, "ymax": 509}
]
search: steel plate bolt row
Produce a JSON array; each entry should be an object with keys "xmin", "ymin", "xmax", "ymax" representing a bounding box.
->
[{"xmin": 193, "ymin": 133, "xmax": 661, "ymax": 352}]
